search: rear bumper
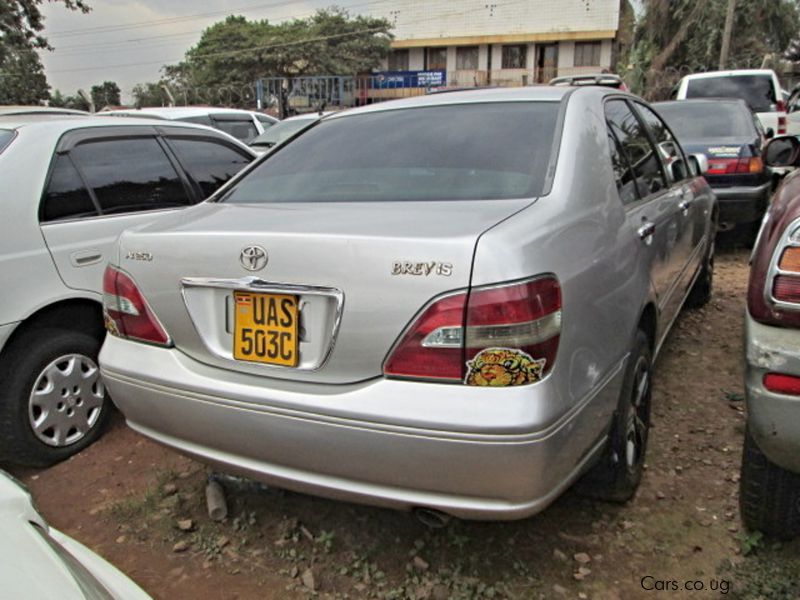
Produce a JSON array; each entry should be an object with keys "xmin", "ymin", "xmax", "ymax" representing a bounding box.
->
[
  {"xmin": 714, "ymin": 183, "xmax": 771, "ymax": 225},
  {"xmin": 744, "ymin": 313, "xmax": 800, "ymax": 474},
  {"xmin": 100, "ymin": 336, "xmax": 622, "ymax": 520}
]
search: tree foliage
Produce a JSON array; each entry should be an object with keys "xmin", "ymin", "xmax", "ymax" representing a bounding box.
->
[
  {"xmin": 90, "ymin": 80, "xmax": 121, "ymax": 109},
  {"xmin": 626, "ymin": 0, "xmax": 800, "ymax": 99},
  {"xmin": 0, "ymin": 0, "xmax": 90, "ymax": 105},
  {"xmin": 163, "ymin": 8, "xmax": 392, "ymax": 90},
  {"xmin": 131, "ymin": 82, "xmax": 166, "ymax": 108}
]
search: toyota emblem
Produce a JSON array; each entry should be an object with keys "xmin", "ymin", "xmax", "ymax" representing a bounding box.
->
[{"xmin": 240, "ymin": 245, "xmax": 268, "ymax": 271}]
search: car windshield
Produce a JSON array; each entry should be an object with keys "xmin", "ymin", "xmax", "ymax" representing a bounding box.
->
[
  {"xmin": 656, "ymin": 102, "xmax": 756, "ymax": 140},
  {"xmin": 250, "ymin": 118, "xmax": 318, "ymax": 148},
  {"xmin": 685, "ymin": 75, "xmax": 776, "ymax": 112},
  {"xmin": 0, "ymin": 129, "xmax": 15, "ymax": 153},
  {"xmin": 225, "ymin": 102, "xmax": 560, "ymax": 203}
]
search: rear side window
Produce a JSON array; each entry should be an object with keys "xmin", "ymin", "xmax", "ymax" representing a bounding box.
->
[
  {"xmin": 605, "ymin": 100, "xmax": 667, "ymax": 198},
  {"xmin": 179, "ymin": 115, "xmax": 214, "ymax": 127},
  {"xmin": 71, "ymin": 137, "xmax": 191, "ymax": 215},
  {"xmin": 41, "ymin": 155, "xmax": 98, "ymax": 221},
  {"xmin": 685, "ymin": 75, "xmax": 777, "ymax": 113},
  {"xmin": 223, "ymin": 102, "xmax": 561, "ymax": 203},
  {"xmin": 211, "ymin": 117, "xmax": 258, "ymax": 142},
  {"xmin": 256, "ymin": 114, "xmax": 276, "ymax": 127},
  {"xmin": 168, "ymin": 137, "xmax": 252, "ymax": 198},
  {"xmin": 0, "ymin": 129, "xmax": 15, "ymax": 153}
]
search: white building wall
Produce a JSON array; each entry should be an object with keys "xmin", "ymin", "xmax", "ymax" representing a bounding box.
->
[
  {"xmin": 368, "ymin": 0, "xmax": 619, "ymax": 42},
  {"xmin": 409, "ymin": 48, "xmax": 425, "ymax": 70}
]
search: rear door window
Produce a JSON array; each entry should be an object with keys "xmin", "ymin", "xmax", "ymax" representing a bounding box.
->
[
  {"xmin": 635, "ymin": 103, "xmax": 689, "ymax": 182},
  {"xmin": 71, "ymin": 137, "xmax": 192, "ymax": 215},
  {"xmin": 685, "ymin": 75, "xmax": 777, "ymax": 112},
  {"xmin": 606, "ymin": 132, "xmax": 638, "ymax": 205},
  {"xmin": 605, "ymin": 100, "xmax": 668, "ymax": 197},
  {"xmin": 167, "ymin": 137, "xmax": 252, "ymax": 198},
  {"xmin": 41, "ymin": 154, "xmax": 98, "ymax": 222}
]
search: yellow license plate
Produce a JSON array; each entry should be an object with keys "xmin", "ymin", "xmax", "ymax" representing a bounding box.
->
[{"xmin": 233, "ymin": 291, "xmax": 299, "ymax": 367}]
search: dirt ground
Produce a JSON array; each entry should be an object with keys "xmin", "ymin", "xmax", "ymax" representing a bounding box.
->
[{"xmin": 9, "ymin": 247, "xmax": 800, "ymax": 600}]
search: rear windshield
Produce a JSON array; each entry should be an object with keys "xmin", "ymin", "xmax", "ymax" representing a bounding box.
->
[
  {"xmin": 222, "ymin": 102, "xmax": 560, "ymax": 203},
  {"xmin": 656, "ymin": 102, "xmax": 756, "ymax": 140},
  {"xmin": 0, "ymin": 129, "xmax": 15, "ymax": 153},
  {"xmin": 685, "ymin": 75, "xmax": 777, "ymax": 112}
]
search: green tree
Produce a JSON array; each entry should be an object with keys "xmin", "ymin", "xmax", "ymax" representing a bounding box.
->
[
  {"xmin": 626, "ymin": 0, "xmax": 800, "ymax": 99},
  {"xmin": 165, "ymin": 8, "xmax": 392, "ymax": 93},
  {"xmin": 131, "ymin": 82, "xmax": 165, "ymax": 108},
  {"xmin": 90, "ymin": 80, "xmax": 121, "ymax": 109},
  {"xmin": 1, "ymin": 1, "xmax": 90, "ymax": 105},
  {"xmin": 49, "ymin": 89, "xmax": 66, "ymax": 107},
  {"xmin": 0, "ymin": 42, "xmax": 49, "ymax": 104}
]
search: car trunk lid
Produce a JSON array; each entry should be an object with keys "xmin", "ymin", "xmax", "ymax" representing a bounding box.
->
[{"xmin": 116, "ymin": 199, "xmax": 531, "ymax": 384}]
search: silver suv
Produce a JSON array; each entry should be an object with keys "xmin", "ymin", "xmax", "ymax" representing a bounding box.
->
[
  {"xmin": 0, "ymin": 117, "xmax": 254, "ymax": 466},
  {"xmin": 100, "ymin": 87, "xmax": 716, "ymax": 520}
]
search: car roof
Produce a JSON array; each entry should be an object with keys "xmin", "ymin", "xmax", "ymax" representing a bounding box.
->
[
  {"xmin": 655, "ymin": 98, "xmax": 751, "ymax": 108},
  {"xmin": 681, "ymin": 69, "xmax": 777, "ymax": 81},
  {"xmin": 103, "ymin": 106, "xmax": 264, "ymax": 119},
  {"xmin": 0, "ymin": 105, "xmax": 89, "ymax": 116},
  {"xmin": 325, "ymin": 85, "xmax": 576, "ymax": 120}
]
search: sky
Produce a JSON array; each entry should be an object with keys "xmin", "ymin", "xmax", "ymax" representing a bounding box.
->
[{"xmin": 40, "ymin": 0, "xmax": 644, "ymax": 103}]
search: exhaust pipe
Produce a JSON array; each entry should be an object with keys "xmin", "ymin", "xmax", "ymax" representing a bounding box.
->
[{"xmin": 413, "ymin": 507, "xmax": 451, "ymax": 529}]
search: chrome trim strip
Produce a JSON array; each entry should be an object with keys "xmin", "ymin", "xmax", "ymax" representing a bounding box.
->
[
  {"xmin": 180, "ymin": 276, "xmax": 345, "ymax": 372},
  {"xmin": 765, "ymin": 217, "xmax": 800, "ymax": 310}
]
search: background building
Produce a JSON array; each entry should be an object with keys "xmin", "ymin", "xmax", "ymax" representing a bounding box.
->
[{"xmin": 369, "ymin": 0, "xmax": 633, "ymax": 88}]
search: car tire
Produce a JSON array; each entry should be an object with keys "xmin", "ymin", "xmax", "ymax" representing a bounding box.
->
[
  {"xmin": 739, "ymin": 428, "xmax": 800, "ymax": 539},
  {"xmin": 578, "ymin": 329, "xmax": 652, "ymax": 502},
  {"xmin": 686, "ymin": 237, "xmax": 714, "ymax": 308},
  {"xmin": 0, "ymin": 328, "xmax": 111, "ymax": 467}
]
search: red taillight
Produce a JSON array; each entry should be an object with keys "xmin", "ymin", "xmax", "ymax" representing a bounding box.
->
[
  {"xmin": 707, "ymin": 157, "xmax": 763, "ymax": 175},
  {"xmin": 103, "ymin": 266, "xmax": 171, "ymax": 346},
  {"xmin": 764, "ymin": 372, "xmax": 800, "ymax": 395},
  {"xmin": 773, "ymin": 275, "xmax": 800, "ymax": 304},
  {"xmin": 384, "ymin": 276, "xmax": 561, "ymax": 385},
  {"xmin": 778, "ymin": 101, "xmax": 788, "ymax": 134}
]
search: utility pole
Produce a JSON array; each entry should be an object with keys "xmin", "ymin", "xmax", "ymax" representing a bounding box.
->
[{"xmin": 719, "ymin": 0, "xmax": 736, "ymax": 70}]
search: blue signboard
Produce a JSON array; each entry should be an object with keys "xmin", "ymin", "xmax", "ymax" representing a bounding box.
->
[{"xmin": 373, "ymin": 70, "xmax": 447, "ymax": 88}]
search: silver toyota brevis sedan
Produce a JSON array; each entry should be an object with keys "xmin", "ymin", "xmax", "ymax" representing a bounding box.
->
[{"xmin": 100, "ymin": 86, "xmax": 716, "ymax": 520}]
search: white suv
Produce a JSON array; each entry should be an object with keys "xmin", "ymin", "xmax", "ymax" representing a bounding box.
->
[
  {"xmin": 676, "ymin": 69, "xmax": 787, "ymax": 136},
  {"xmin": 0, "ymin": 116, "xmax": 254, "ymax": 466}
]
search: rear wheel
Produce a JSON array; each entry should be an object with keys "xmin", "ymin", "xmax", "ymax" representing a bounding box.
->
[
  {"xmin": 739, "ymin": 428, "xmax": 800, "ymax": 539},
  {"xmin": 0, "ymin": 328, "xmax": 111, "ymax": 467},
  {"xmin": 579, "ymin": 329, "xmax": 652, "ymax": 502}
]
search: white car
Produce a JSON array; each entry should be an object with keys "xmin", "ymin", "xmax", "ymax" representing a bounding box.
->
[
  {"xmin": 0, "ymin": 106, "xmax": 89, "ymax": 117},
  {"xmin": 0, "ymin": 116, "xmax": 255, "ymax": 466},
  {"xmin": 102, "ymin": 106, "xmax": 278, "ymax": 144},
  {"xmin": 676, "ymin": 69, "xmax": 787, "ymax": 136},
  {"xmin": 0, "ymin": 471, "xmax": 150, "ymax": 599}
]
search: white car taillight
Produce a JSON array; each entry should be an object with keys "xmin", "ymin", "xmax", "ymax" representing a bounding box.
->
[{"xmin": 103, "ymin": 266, "xmax": 171, "ymax": 346}]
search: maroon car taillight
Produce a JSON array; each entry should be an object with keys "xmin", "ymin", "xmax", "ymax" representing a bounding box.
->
[
  {"xmin": 749, "ymin": 214, "xmax": 800, "ymax": 328},
  {"xmin": 384, "ymin": 276, "xmax": 561, "ymax": 384},
  {"xmin": 103, "ymin": 265, "xmax": 171, "ymax": 346},
  {"xmin": 777, "ymin": 101, "xmax": 788, "ymax": 135},
  {"xmin": 764, "ymin": 372, "xmax": 800, "ymax": 395}
]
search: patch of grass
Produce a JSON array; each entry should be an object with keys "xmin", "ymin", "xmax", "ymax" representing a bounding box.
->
[{"xmin": 732, "ymin": 540, "xmax": 800, "ymax": 599}]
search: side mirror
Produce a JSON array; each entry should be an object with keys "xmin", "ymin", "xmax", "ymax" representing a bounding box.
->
[
  {"xmin": 667, "ymin": 158, "xmax": 689, "ymax": 181},
  {"xmin": 764, "ymin": 136, "xmax": 800, "ymax": 167},
  {"xmin": 689, "ymin": 154, "xmax": 708, "ymax": 176},
  {"xmin": 765, "ymin": 127, "xmax": 775, "ymax": 140}
]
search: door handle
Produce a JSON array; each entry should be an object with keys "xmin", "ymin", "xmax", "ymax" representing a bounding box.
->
[
  {"xmin": 637, "ymin": 221, "xmax": 656, "ymax": 241},
  {"xmin": 679, "ymin": 199, "xmax": 692, "ymax": 214},
  {"xmin": 69, "ymin": 250, "xmax": 103, "ymax": 267}
]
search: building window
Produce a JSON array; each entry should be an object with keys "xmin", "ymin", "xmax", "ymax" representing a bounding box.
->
[
  {"xmin": 574, "ymin": 41, "xmax": 602, "ymax": 67},
  {"xmin": 426, "ymin": 47, "xmax": 447, "ymax": 70},
  {"xmin": 388, "ymin": 49, "xmax": 409, "ymax": 71},
  {"xmin": 456, "ymin": 46, "xmax": 479, "ymax": 70},
  {"xmin": 502, "ymin": 45, "xmax": 527, "ymax": 69}
]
